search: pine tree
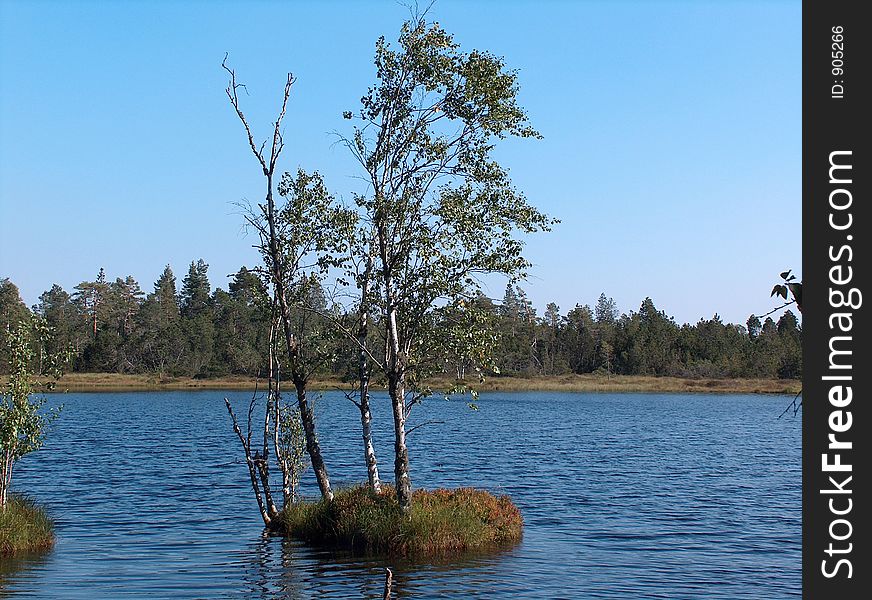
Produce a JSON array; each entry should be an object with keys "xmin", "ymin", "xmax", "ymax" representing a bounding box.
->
[
  {"xmin": 181, "ymin": 259, "xmax": 211, "ymax": 319},
  {"xmin": 73, "ymin": 268, "xmax": 110, "ymax": 337},
  {"xmin": 153, "ymin": 265, "xmax": 179, "ymax": 326},
  {"xmin": 595, "ymin": 293, "xmax": 618, "ymax": 324},
  {"xmin": 35, "ymin": 284, "xmax": 77, "ymax": 357}
]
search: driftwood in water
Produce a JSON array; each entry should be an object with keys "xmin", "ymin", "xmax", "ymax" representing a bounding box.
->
[{"xmin": 382, "ymin": 568, "xmax": 393, "ymax": 600}]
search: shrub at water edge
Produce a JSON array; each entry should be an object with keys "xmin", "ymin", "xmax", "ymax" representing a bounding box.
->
[{"xmin": 0, "ymin": 495, "xmax": 54, "ymax": 556}]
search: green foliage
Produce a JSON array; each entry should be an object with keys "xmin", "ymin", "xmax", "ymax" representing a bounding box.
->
[
  {"xmin": 0, "ymin": 279, "xmax": 32, "ymax": 373},
  {"xmin": 492, "ymin": 291, "xmax": 801, "ymax": 380},
  {"xmin": 241, "ymin": 168, "xmax": 354, "ymax": 382},
  {"xmin": 34, "ymin": 285, "xmax": 77, "ymax": 353},
  {"xmin": 746, "ymin": 314, "xmax": 762, "ymax": 340},
  {"xmin": 334, "ymin": 16, "xmax": 560, "ymax": 508},
  {"xmin": 72, "ymin": 268, "xmax": 110, "ymax": 338},
  {"xmin": 2, "ymin": 273, "xmax": 803, "ymax": 381},
  {"xmin": 127, "ymin": 266, "xmax": 184, "ymax": 377},
  {"xmin": 771, "ymin": 269, "xmax": 802, "ymax": 312},
  {"xmin": 594, "ymin": 293, "xmax": 618, "ymax": 324},
  {"xmin": 344, "ymin": 17, "xmax": 556, "ymax": 386},
  {"xmin": 279, "ymin": 485, "xmax": 523, "ymax": 557},
  {"xmin": 211, "ymin": 268, "xmax": 271, "ymax": 376},
  {"xmin": 276, "ymin": 403, "xmax": 308, "ymax": 502},
  {"xmin": 181, "ymin": 259, "xmax": 211, "ymax": 319},
  {"xmin": 421, "ymin": 298, "xmax": 500, "ymax": 383},
  {"xmin": 0, "ymin": 494, "xmax": 54, "ymax": 555}
]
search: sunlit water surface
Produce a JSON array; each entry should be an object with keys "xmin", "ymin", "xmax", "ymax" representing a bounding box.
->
[{"xmin": 1, "ymin": 391, "xmax": 800, "ymax": 598}]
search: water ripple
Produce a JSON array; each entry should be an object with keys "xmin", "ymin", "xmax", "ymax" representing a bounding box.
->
[{"xmin": 0, "ymin": 391, "xmax": 800, "ymax": 598}]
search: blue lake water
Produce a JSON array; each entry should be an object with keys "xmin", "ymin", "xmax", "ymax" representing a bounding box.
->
[{"xmin": 1, "ymin": 390, "xmax": 800, "ymax": 598}]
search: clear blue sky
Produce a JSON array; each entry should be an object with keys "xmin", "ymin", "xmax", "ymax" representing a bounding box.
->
[{"xmin": 0, "ymin": 0, "xmax": 800, "ymax": 326}]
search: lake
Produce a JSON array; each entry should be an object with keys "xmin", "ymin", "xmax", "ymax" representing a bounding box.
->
[{"xmin": 1, "ymin": 390, "xmax": 800, "ymax": 598}]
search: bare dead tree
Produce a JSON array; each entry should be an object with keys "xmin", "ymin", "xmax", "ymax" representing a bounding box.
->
[{"xmin": 223, "ymin": 56, "xmax": 334, "ymax": 502}]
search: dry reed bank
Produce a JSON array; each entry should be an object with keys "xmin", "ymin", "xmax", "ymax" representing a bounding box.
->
[{"xmin": 26, "ymin": 372, "xmax": 801, "ymax": 395}]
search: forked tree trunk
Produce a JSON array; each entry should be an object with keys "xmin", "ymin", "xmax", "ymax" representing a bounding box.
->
[{"xmin": 265, "ymin": 174, "xmax": 334, "ymax": 503}]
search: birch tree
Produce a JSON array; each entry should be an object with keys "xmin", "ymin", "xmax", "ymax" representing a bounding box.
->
[
  {"xmin": 330, "ymin": 214, "xmax": 385, "ymax": 493},
  {"xmin": 342, "ymin": 18, "xmax": 555, "ymax": 511}
]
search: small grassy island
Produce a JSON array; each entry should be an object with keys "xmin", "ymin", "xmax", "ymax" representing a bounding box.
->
[
  {"xmin": 0, "ymin": 496, "xmax": 54, "ymax": 556},
  {"xmin": 279, "ymin": 486, "xmax": 523, "ymax": 557}
]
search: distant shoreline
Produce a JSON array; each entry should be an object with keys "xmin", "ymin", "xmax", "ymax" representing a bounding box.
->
[{"xmin": 24, "ymin": 373, "xmax": 801, "ymax": 395}]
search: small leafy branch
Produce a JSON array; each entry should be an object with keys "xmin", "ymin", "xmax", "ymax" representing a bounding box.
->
[
  {"xmin": 767, "ymin": 269, "xmax": 802, "ymax": 418},
  {"xmin": 276, "ymin": 403, "xmax": 309, "ymax": 504},
  {"xmin": 768, "ymin": 269, "xmax": 803, "ymax": 316}
]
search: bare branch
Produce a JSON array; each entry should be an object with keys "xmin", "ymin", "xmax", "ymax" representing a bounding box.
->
[
  {"xmin": 753, "ymin": 300, "xmax": 797, "ymax": 320},
  {"xmin": 297, "ymin": 304, "xmax": 387, "ymax": 372},
  {"xmin": 270, "ymin": 73, "xmax": 295, "ymax": 170},
  {"xmin": 777, "ymin": 389, "xmax": 803, "ymax": 419},
  {"xmin": 222, "ymin": 54, "xmax": 269, "ymax": 175},
  {"xmin": 224, "ymin": 396, "xmax": 271, "ymax": 526},
  {"xmin": 406, "ymin": 420, "xmax": 445, "ymax": 436},
  {"xmin": 339, "ymin": 386, "xmax": 362, "ymax": 410}
]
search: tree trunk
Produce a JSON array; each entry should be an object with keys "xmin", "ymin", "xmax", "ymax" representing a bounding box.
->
[
  {"xmin": 1, "ymin": 449, "xmax": 12, "ymax": 510},
  {"xmin": 389, "ymin": 371, "xmax": 412, "ymax": 511},
  {"xmin": 378, "ymin": 223, "xmax": 411, "ymax": 511},
  {"xmin": 357, "ymin": 254, "xmax": 381, "ymax": 492},
  {"xmin": 294, "ymin": 379, "xmax": 333, "ymax": 501},
  {"xmin": 264, "ymin": 174, "xmax": 333, "ymax": 503},
  {"xmin": 359, "ymin": 389, "xmax": 381, "ymax": 492},
  {"xmin": 274, "ymin": 388, "xmax": 292, "ymax": 507},
  {"xmin": 260, "ymin": 364, "xmax": 278, "ymax": 518}
]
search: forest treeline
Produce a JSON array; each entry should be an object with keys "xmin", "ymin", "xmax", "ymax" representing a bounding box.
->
[{"xmin": 0, "ymin": 264, "xmax": 801, "ymax": 380}]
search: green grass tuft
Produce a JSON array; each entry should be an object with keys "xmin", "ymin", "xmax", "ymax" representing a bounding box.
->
[
  {"xmin": 278, "ymin": 486, "xmax": 523, "ymax": 557},
  {"xmin": 0, "ymin": 495, "xmax": 55, "ymax": 556}
]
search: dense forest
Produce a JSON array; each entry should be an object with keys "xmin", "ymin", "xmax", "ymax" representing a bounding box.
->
[{"xmin": 0, "ymin": 264, "xmax": 801, "ymax": 381}]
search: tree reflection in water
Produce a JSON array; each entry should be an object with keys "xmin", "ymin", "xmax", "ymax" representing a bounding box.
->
[{"xmin": 237, "ymin": 531, "xmax": 517, "ymax": 599}]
